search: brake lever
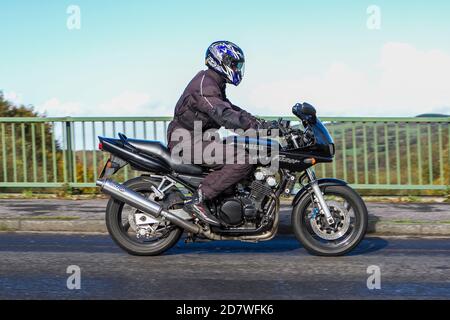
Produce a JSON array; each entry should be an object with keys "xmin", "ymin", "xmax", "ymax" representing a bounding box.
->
[{"xmin": 277, "ymin": 118, "xmax": 288, "ymax": 136}]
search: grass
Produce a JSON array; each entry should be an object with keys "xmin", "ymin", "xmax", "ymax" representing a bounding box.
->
[
  {"xmin": 388, "ymin": 220, "xmax": 450, "ymax": 225},
  {"xmin": 0, "ymin": 223, "xmax": 17, "ymax": 231},
  {"xmin": 362, "ymin": 196, "xmax": 449, "ymax": 203},
  {"xmin": 21, "ymin": 189, "xmax": 33, "ymax": 198},
  {"xmin": 0, "ymin": 193, "xmax": 107, "ymax": 200},
  {"xmin": 0, "ymin": 216, "xmax": 80, "ymax": 221},
  {"xmin": 22, "ymin": 216, "xmax": 80, "ymax": 221}
]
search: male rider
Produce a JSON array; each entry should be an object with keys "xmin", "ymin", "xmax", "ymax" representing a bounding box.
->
[{"xmin": 167, "ymin": 41, "xmax": 268, "ymax": 226}]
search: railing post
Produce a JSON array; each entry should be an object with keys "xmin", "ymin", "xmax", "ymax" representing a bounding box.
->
[{"xmin": 65, "ymin": 119, "xmax": 73, "ymax": 184}]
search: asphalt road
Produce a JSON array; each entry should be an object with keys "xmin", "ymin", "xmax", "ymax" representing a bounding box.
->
[{"xmin": 0, "ymin": 233, "xmax": 449, "ymax": 300}]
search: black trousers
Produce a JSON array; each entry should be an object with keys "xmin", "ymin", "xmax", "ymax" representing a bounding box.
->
[
  {"xmin": 171, "ymin": 137, "xmax": 254, "ymax": 200},
  {"xmin": 199, "ymin": 142, "xmax": 254, "ymax": 199}
]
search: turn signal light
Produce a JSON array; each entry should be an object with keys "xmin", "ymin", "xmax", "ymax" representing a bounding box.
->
[{"xmin": 304, "ymin": 158, "xmax": 317, "ymax": 165}]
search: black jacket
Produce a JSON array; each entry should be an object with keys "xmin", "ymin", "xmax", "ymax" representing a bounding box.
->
[{"xmin": 167, "ymin": 69, "xmax": 257, "ymax": 150}]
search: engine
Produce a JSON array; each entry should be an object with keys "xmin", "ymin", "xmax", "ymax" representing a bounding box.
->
[{"xmin": 217, "ymin": 168, "xmax": 278, "ymax": 226}]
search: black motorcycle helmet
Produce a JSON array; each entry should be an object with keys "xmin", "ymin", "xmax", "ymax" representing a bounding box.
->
[{"xmin": 205, "ymin": 41, "xmax": 245, "ymax": 86}]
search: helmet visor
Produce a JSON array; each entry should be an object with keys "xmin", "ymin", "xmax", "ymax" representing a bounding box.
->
[{"xmin": 233, "ymin": 61, "xmax": 245, "ymax": 78}]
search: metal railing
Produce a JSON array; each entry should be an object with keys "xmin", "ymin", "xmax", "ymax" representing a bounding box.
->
[{"xmin": 0, "ymin": 116, "xmax": 449, "ymax": 191}]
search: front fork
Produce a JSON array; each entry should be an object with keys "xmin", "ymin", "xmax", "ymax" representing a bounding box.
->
[{"xmin": 305, "ymin": 168, "xmax": 335, "ymax": 225}]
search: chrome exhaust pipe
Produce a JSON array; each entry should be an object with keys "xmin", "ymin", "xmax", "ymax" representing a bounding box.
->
[{"xmin": 96, "ymin": 179, "xmax": 201, "ymax": 234}]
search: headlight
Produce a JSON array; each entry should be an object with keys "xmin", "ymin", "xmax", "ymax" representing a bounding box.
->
[{"xmin": 329, "ymin": 143, "xmax": 336, "ymax": 156}]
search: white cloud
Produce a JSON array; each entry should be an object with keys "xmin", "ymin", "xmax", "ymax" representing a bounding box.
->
[
  {"xmin": 38, "ymin": 98, "xmax": 83, "ymax": 116},
  {"xmin": 37, "ymin": 91, "xmax": 172, "ymax": 117},
  {"xmin": 97, "ymin": 91, "xmax": 152, "ymax": 116},
  {"xmin": 35, "ymin": 43, "xmax": 450, "ymax": 118},
  {"xmin": 377, "ymin": 43, "xmax": 450, "ymax": 114},
  {"xmin": 245, "ymin": 42, "xmax": 450, "ymax": 117},
  {"xmin": 3, "ymin": 91, "xmax": 23, "ymax": 105}
]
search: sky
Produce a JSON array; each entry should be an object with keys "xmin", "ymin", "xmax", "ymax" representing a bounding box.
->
[{"xmin": 1, "ymin": 0, "xmax": 450, "ymax": 118}]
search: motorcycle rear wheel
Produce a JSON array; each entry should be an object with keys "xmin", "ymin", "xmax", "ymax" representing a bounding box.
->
[{"xmin": 105, "ymin": 176, "xmax": 183, "ymax": 256}]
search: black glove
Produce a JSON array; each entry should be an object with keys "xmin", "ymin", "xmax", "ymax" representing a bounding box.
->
[
  {"xmin": 254, "ymin": 118, "xmax": 278, "ymax": 130},
  {"xmin": 253, "ymin": 117, "xmax": 266, "ymax": 129},
  {"xmin": 267, "ymin": 120, "xmax": 279, "ymax": 130}
]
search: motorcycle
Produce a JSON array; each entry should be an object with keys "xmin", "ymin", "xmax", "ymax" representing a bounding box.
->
[{"xmin": 96, "ymin": 103, "xmax": 368, "ymax": 256}]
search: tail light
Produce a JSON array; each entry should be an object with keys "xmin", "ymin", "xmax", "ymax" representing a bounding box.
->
[{"xmin": 98, "ymin": 142, "xmax": 103, "ymax": 150}]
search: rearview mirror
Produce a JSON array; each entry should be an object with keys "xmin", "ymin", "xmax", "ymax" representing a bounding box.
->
[
  {"xmin": 301, "ymin": 103, "xmax": 316, "ymax": 116},
  {"xmin": 292, "ymin": 102, "xmax": 317, "ymax": 124}
]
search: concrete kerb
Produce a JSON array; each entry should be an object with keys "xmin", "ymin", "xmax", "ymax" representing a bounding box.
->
[{"xmin": 2, "ymin": 218, "xmax": 450, "ymax": 236}]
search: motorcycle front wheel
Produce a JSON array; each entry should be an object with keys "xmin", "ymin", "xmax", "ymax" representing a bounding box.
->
[{"xmin": 292, "ymin": 185, "xmax": 368, "ymax": 256}]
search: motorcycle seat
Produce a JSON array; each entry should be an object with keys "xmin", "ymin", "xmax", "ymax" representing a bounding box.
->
[{"xmin": 125, "ymin": 138, "xmax": 203, "ymax": 176}]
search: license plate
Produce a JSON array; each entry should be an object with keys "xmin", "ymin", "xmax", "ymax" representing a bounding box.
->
[
  {"xmin": 98, "ymin": 158, "xmax": 112, "ymax": 179},
  {"xmin": 98, "ymin": 156, "xmax": 128, "ymax": 179}
]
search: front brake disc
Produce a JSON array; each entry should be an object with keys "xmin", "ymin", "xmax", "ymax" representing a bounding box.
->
[{"xmin": 310, "ymin": 200, "xmax": 351, "ymax": 240}]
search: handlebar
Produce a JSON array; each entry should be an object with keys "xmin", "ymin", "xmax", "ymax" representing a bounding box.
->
[
  {"xmin": 278, "ymin": 111, "xmax": 319, "ymax": 148},
  {"xmin": 255, "ymin": 102, "xmax": 318, "ymax": 148}
]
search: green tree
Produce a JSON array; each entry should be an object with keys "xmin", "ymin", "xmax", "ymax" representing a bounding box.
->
[{"xmin": 0, "ymin": 92, "xmax": 62, "ymax": 185}]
